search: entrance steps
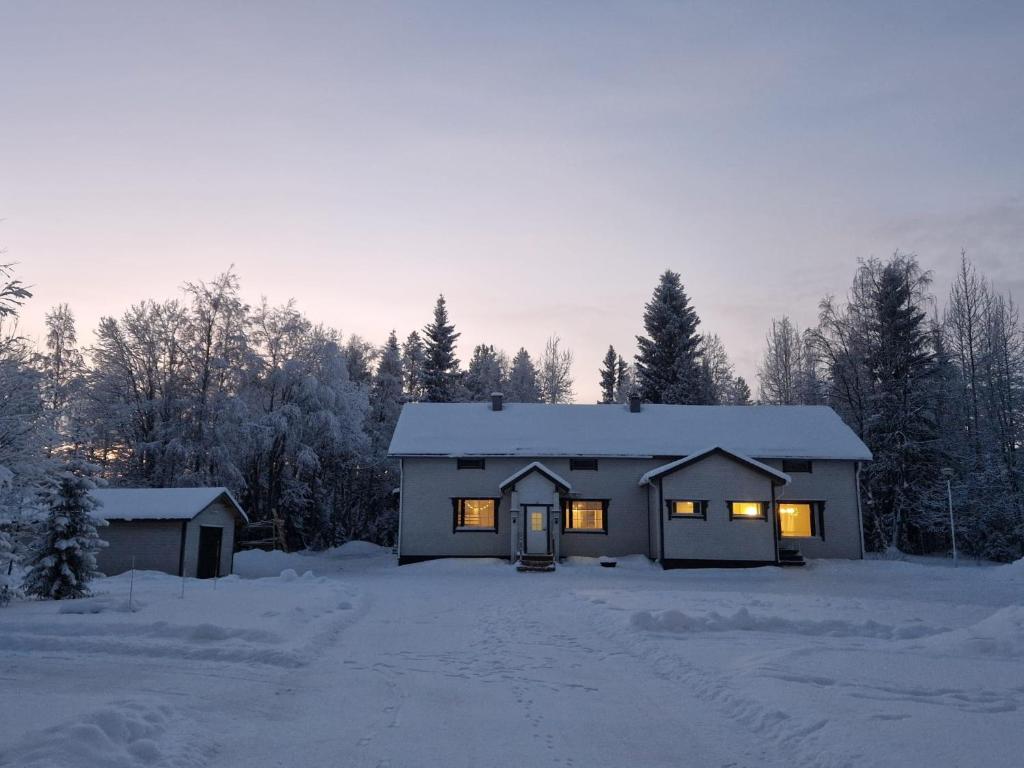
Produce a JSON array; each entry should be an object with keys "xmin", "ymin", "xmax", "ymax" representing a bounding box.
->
[
  {"xmin": 778, "ymin": 547, "xmax": 806, "ymax": 567},
  {"xmin": 516, "ymin": 553, "xmax": 556, "ymax": 572}
]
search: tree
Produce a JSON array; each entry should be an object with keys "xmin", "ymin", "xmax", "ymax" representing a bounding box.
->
[
  {"xmin": 464, "ymin": 345, "xmax": 508, "ymax": 402},
  {"xmin": 758, "ymin": 317, "xmax": 804, "ymax": 404},
  {"xmin": 22, "ymin": 464, "xmax": 107, "ymax": 600},
  {"xmin": 40, "ymin": 304, "xmax": 86, "ymax": 456},
  {"xmin": 539, "ymin": 335, "xmax": 574, "ymax": 403},
  {"xmin": 598, "ymin": 346, "xmax": 618, "ymax": 404},
  {"xmin": 0, "ymin": 263, "xmax": 31, "ymax": 321},
  {"xmin": 401, "ymin": 331, "xmax": 426, "ymax": 401},
  {"xmin": 730, "ymin": 376, "xmax": 753, "ymax": 405},
  {"xmin": 421, "ymin": 295, "xmax": 461, "ymax": 403},
  {"xmin": 699, "ymin": 334, "xmax": 735, "ymax": 405},
  {"xmin": 635, "ymin": 270, "xmax": 704, "ymax": 404},
  {"xmin": 367, "ymin": 331, "xmax": 404, "ymax": 456},
  {"xmin": 614, "ymin": 356, "xmax": 635, "ymax": 404},
  {"xmin": 507, "ymin": 348, "xmax": 541, "ymax": 403}
]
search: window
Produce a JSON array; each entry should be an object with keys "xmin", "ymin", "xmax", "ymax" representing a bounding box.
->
[
  {"xmin": 729, "ymin": 501, "xmax": 766, "ymax": 520},
  {"xmin": 453, "ymin": 498, "xmax": 498, "ymax": 531},
  {"xmin": 778, "ymin": 502, "xmax": 820, "ymax": 538},
  {"xmin": 570, "ymin": 458, "xmax": 599, "ymax": 471},
  {"xmin": 667, "ymin": 500, "xmax": 707, "ymax": 519},
  {"xmin": 782, "ymin": 459, "xmax": 812, "ymax": 474},
  {"xmin": 457, "ymin": 458, "xmax": 485, "ymax": 470},
  {"xmin": 564, "ymin": 499, "xmax": 607, "ymax": 533}
]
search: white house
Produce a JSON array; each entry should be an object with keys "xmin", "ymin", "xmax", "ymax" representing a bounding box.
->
[{"xmin": 388, "ymin": 395, "xmax": 871, "ymax": 569}]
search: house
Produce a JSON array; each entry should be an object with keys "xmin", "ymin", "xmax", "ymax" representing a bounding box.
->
[
  {"xmin": 388, "ymin": 394, "xmax": 872, "ymax": 568},
  {"xmin": 91, "ymin": 487, "xmax": 248, "ymax": 578}
]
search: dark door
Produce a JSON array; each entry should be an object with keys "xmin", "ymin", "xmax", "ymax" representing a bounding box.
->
[{"xmin": 197, "ymin": 526, "xmax": 223, "ymax": 579}]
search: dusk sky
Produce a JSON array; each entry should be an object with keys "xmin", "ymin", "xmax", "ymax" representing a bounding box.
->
[{"xmin": 2, "ymin": 1, "xmax": 1022, "ymax": 401}]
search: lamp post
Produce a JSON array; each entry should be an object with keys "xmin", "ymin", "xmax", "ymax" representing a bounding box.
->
[{"xmin": 941, "ymin": 467, "xmax": 958, "ymax": 568}]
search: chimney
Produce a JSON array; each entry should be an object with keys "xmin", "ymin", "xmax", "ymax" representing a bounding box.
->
[
  {"xmin": 629, "ymin": 393, "xmax": 641, "ymax": 413},
  {"xmin": 491, "ymin": 392, "xmax": 503, "ymax": 412}
]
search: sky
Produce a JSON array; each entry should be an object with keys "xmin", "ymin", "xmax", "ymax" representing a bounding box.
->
[{"xmin": 2, "ymin": 1, "xmax": 1022, "ymax": 402}]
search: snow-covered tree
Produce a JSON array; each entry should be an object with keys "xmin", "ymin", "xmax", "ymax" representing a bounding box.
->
[
  {"xmin": 464, "ymin": 344, "xmax": 508, "ymax": 402},
  {"xmin": 421, "ymin": 295, "xmax": 461, "ymax": 403},
  {"xmin": 507, "ymin": 348, "xmax": 541, "ymax": 403},
  {"xmin": 539, "ymin": 335, "xmax": 574, "ymax": 404},
  {"xmin": 635, "ymin": 270, "xmax": 704, "ymax": 404},
  {"xmin": 614, "ymin": 356, "xmax": 635, "ymax": 404},
  {"xmin": 729, "ymin": 376, "xmax": 753, "ymax": 405},
  {"xmin": 401, "ymin": 331, "xmax": 427, "ymax": 401},
  {"xmin": 699, "ymin": 334, "xmax": 735, "ymax": 405},
  {"xmin": 598, "ymin": 346, "xmax": 618, "ymax": 404},
  {"xmin": 367, "ymin": 331, "xmax": 404, "ymax": 456},
  {"xmin": 40, "ymin": 304, "xmax": 86, "ymax": 457},
  {"xmin": 22, "ymin": 464, "xmax": 107, "ymax": 600}
]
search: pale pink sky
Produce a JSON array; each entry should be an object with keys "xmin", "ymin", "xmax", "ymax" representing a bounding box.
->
[{"xmin": 2, "ymin": 2, "xmax": 1022, "ymax": 401}]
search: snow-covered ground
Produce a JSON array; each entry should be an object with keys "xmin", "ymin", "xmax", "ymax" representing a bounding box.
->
[{"xmin": 1, "ymin": 548, "xmax": 1022, "ymax": 768}]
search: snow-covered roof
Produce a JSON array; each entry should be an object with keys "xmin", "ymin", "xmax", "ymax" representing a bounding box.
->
[
  {"xmin": 90, "ymin": 487, "xmax": 248, "ymax": 523},
  {"xmin": 639, "ymin": 447, "xmax": 791, "ymax": 486},
  {"xmin": 388, "ymin": 403, "xmax": 872, "ymax": 461},
  {"xmin": 499, "ymin": 461, "xmax": 572, "ymax": 492}
]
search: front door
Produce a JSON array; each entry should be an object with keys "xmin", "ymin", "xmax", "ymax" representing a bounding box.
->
[
  {"xmin": 197, "ymin": 526, "xmax": 223, "ymax": 579},
  {"xmin": 524, "ymin": 506, "xmax": 549, "ymax": 554}
]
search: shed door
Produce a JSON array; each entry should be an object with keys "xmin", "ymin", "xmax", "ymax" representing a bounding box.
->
[
  {"xmin": 524, "ymin": 506, "xmax": 549, "ymax": 555},
  {"xmin": 197, "ymin": 526, "xmax": 223, "ymax": 579}
]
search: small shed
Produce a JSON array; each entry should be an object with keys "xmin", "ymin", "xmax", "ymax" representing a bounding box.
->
[{"xmin": 91, "ymin": 487, "xmax": 248, "ymax": 578}]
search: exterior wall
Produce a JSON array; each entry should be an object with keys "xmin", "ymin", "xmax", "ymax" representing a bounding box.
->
[
  {"xmin": 759, "ymin": 459, "xmax": 863, "ymax": 559},
  {"xmin": 182, "ymin": 500, "xmax": 239, "ymax": 577},
  {"xmin": 96, "ymin": 520, "xmax": 184, "ymax": 576},
  {"xmin": 399, "ymin": 457, "xmax": 665, "ymax": 560},
  {"xmin": 659, "ymin": 452, "xmax": 778, "ymax": 563},
  {"xmin": 399, "ymin": 455, "xmax": 864, "ymax": 563}
]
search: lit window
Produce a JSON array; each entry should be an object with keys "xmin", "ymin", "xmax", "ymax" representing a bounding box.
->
[
  {"xmin": 730, "ymin": 501, "xmax": 765, "ymax": 520},
  {"xmin": 530, "ymin": 511, "xmax": 544, "ymax": 531},
  {"xmin": 668, "ymin": 500, "xmax": 707, "ymax": 519},
  {"xmin": 779, "ymin": 503, "xmax": 815, "ymax": 537},
  {"xmin": 565, "ymin": 500, "xmax": 606, "ymax": 532},
  {"xmin": 454, "ymin": 498, "xmax": 497, "ymax": 530}
]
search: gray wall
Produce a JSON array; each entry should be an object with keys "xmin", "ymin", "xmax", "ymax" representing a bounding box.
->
[
  {"xmin": 658, "ymin": 452, "xmax": 778, "ymax": 563},
  {"xmin": 96, "ymin": 519, "xmax": 183, "ymax": 576},
  {"xmin": 399, "ymin": 455, "xmax": 863, "ymax": 562},
  {"xmin": 759, "ymin": 459, "xmax": 862, "ymax": 559},
  {"xmin": 400, "ymin": 457, "xmax": 664, "ymax": 559},
  {"xmin": 182, "ymin": 500, "xmax": 238, "ymax": 577}
]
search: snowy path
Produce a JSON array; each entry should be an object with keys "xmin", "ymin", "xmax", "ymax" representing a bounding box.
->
[{"xmin": 2, "ymin": 550, "xmax": 1022, "ymax": 768}]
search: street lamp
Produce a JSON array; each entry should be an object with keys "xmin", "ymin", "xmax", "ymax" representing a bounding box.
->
[{"xmin": 941, "ymin": 467, "xmax": 958, "ymax": 568}]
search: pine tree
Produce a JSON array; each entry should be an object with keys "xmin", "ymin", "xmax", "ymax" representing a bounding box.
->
[
  {"xmin": 635, "ymin": 270, "xmax": 703, "ymax": 404},
  {"xmin": 731, "ymin": 376, "xmax": 753, "ymax": 405},
  {"xmin": 599, "ymin": 346, "xmax": 618, "ymax": 403},
  {"xmin": 507, "ymin": 348, "xmax": 541, "ymax": 403},
  {"xmin": 464, "ymin": 345, "xmax": 507, "ymax": 401},
  {"xmin": 421, "ymin": 296, "xmax": 461, "ymax": 403},
  {"xmin": 401, "ymin": 331, "xmax": 426, "ymax": 401},
  {"xmin": 23, "ymin": 464, "xmax": 108, "ymax": 600},
  {"xmin": 367, "ymin": 331, "xmax": 404, "ymax": 456}
]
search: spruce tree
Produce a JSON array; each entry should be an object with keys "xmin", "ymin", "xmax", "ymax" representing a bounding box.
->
[
  {"xmin": 465, "ymin": 345, "xmax": 507, "ymax": 401},
  {"xmin": 507, "ymin": 348, "xmax": 541, "ymax": 403},
  {"xmin": 421, "ymin": 295, "xmax": 461, "ymax": 403},
  {"xmin": 23, "ymin": 465, "xmax": 107, "ymax": 600},
  {"xmin": 614, "ymin": 356, "xmax": 635, "ymax": 404},
  {"xmin": 635, "ymin": 270, "xmax": 703, "ymax": 404},
  {"xmin": 401, "ymin": 331, "xmax": 426, "ymax": 401},
  {"xmin": 731, "ymin": 376, "xmax": 753, "ymax": 405},
  {"xmin": 367, "ymin": 331, "xmax": 404, "ymax": 456},
  {"xmin": 599, "ymin": 346, "xmax": 618, "ymax": 403}
]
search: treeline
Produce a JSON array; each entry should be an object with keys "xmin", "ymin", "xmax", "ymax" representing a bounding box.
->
[{"xmin": 1, "ymin": 251, "xmax": 1022, "ymax": 562}]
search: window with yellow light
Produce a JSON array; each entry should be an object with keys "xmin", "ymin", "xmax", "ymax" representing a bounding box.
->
[
  {"xmin": 778, "ymin": 502, "xmax": 815, "ymax": 537},
  {"xmin": 729, "ymin": 501, "xmax": 765, "ymax": 520}
]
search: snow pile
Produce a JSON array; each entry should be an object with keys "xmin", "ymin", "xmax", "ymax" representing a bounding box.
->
[
  {"xmin": 0, "ymin": 700, "xmax": 211, "ymax": 768},
  {"xmin": 919, "ymin": 606, "xmax": 1024, "ymax": 659},
  {"xmin": 57, "ymin": 595, "xmax": 139, "ymax": 614},
  {"xmin": 631, "ymin": 606, "xmax": 942, "ymax": 639},
  {"xmin": 996, "ymin": 557, "xmax": 1024, "ymax": 581},
  {"xmin": 327, "ymin": 540, "xmax": 389, "ymax": 557}
]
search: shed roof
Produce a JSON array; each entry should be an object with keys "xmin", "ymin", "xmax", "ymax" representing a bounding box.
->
[
  {"xmin": 90, "ymin": 487, "xmax": 248, "ymax": 523},
  {"xmin": 389, "ymin": 403, "xmax": 872, "ymax": 461}
]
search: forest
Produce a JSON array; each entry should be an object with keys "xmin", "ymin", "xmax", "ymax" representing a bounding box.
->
[{"xmin": 1, "ymin": 252, "xmax": 1021, "ymax": 563}]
